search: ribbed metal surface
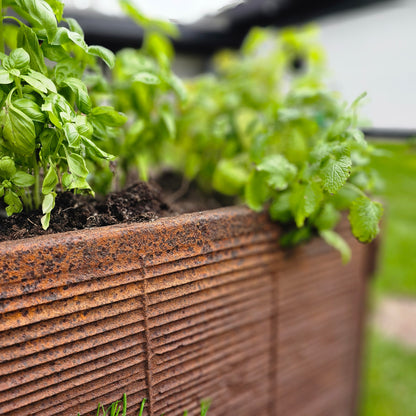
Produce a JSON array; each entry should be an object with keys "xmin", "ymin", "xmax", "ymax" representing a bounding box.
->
[{"xmin": 0, "ymin": 207, "xmax": 373, "ymax": 416}]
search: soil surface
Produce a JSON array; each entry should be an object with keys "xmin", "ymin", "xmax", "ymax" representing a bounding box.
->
[{"xmin": 0, "ymin": 172, "xmax": 236, "ymax": 242}]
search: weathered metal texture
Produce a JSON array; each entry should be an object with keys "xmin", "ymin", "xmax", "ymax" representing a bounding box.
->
[{"xmin": 0, "ymin": 206, "xmax": 373, "ymax": 416}]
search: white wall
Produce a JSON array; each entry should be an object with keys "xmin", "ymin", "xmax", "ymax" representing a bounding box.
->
[{"xmin": 317, "ymin": 0, "xmax": 416, "ymax": 130}]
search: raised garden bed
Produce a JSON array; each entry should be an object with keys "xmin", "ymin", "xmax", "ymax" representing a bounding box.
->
[{"xmin": 0, "ymin": 206, "xmax": 375, "ymax": 416}]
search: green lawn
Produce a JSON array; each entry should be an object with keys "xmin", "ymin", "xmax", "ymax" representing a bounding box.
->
[
  {"xmin": 368, "ymin": 141, "xmax": 416, "ymax": 295},
  {"xmin": 361, "ymin": 331, "xmax": 416, "ymax": 416},
  {"xmin": 360, "ymin": 140, "xmax": 416, "ymax": 416}
]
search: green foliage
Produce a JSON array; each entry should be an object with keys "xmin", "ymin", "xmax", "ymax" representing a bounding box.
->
[
  {"xmin": 77, "ymin": 394, "xmax": 211, "ymax": 416},
  {"xmin": 89, "ymin": 0, "xmax": 186, "ymax": 192},
  {"xmin": 167, "ymin": 25, "xmax": 382, "ymax": 256},
  {"xmin": 0, "ymin": 1, "xmax": 382, "ymax": 254},
  {"xmin": 0, "ymin": 0, "xmax": 124, "ymax": 228}
]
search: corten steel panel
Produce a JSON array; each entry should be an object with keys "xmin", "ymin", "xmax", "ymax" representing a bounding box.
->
[{"xmin": 0, "ymin": 206, "xmax": 371, "ymax": 416}]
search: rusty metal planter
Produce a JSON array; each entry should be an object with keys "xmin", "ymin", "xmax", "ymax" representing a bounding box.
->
[{"xmin": 0, "ymin": 206, "xmax": 374, "ymax": 416}]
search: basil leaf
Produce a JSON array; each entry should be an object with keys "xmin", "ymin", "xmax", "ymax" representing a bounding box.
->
[
  {"xmin": 91, "ymin": 106, "xmax": 127, "ymax": 126},
  {"xmin": 87, "ymin": 45, "xmax": 115, "ymax": 69},
  {"xmin": 51, "ymin": 27, "xmax": 87, "ymax": 51},
  {"xmin": 42, "ymin": 192, "xmax": 55, "ymax": 214},
  {"xmin": 0, "ymin": 157, "xmax": 16, "ymax": 178},
  {"xmin": 63, "ymin": 122, "xmax": 81, "ymax": 148},
  {"xmin": 3, "ymin": 48, "xmax": 30, "ymax": 72},
  {"xmin": 4, "ymin": 189, "xmax": 23, "ymax": 216},
  {"xmin": 12, "ymin": 171, "xmax": 35, "ymax": 187},
  {"xmin": 61, "ymin": 77, "xmax": 91, "ymax": 114},
  {"xmin": 132, "ymin": 72, "xmax": 160, "ymax": 85},
  {"xmin": 83, "ymin": 136, "xmax": 114, "ymax": 160},
  {"xmin": 13, "ymin": 98, "xmax": 46, "ymax": 123},
  {"xmin": 42, "ymin": 165, "xmax": 58, "ymax": 194},
  {"xmin": 66, "ymin": 152, "xmax": 89, "ymax": 177},
  {"xmin": 2, "ymin": 105, "xmax": 36, "ymax": 155},
  {"xmin": 0, "ymin": 69, "xmax": 13, "ymax": 84},
  {"xmin": 21, "ymin": 69, "xmax": 57, "ymax": 94},
  {"xmin": 13, "ymin": 0, "xmax": 58, "ymax": 41},
  {"xmin": 17, "ymin": 25, "xmax": 48, "ymax": 74}
]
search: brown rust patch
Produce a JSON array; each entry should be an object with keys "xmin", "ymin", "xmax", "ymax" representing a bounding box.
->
[{"xmin": 0, "ymin": 206, "xmax": 374, "ymax": 415}]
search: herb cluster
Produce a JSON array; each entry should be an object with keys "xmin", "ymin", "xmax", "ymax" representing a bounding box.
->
[
  {"xmin": 0, "ymin": 0, "xmax": 125, "ymax": 228},
  {"xmin": 0, "ymin": 0, "xmax": 383, "ymax": 255}
]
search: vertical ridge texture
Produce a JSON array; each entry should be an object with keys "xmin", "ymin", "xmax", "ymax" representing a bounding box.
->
[{"xmin": 0, "ymin": 207, "xmax": 373, "ymax": 415}]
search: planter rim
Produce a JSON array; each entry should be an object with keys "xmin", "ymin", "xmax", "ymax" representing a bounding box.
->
[{"xmin": 0, "ymin": 205, "xmax": 264, "ymax": 249}]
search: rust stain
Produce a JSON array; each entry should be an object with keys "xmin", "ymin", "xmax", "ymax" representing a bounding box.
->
[{"xmin": 0, "ymin": 206, "xmax": 374, "ymax": 415}]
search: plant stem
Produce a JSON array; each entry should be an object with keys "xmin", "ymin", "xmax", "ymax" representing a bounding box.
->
[{"xmin": 33, "ymin": 154, "xmax": 41, "ymax": 209}]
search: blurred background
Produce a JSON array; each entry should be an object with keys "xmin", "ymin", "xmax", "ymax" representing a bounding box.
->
[{"xmin": 64, "ymin": 0, "xmax": 416, "ymax": 414}]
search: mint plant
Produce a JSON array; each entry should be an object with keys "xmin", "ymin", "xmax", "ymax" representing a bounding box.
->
[
  {"xmin": 170, "ymin": 26, "xmax": 382, "ymax": 260},
  {"xmin": 0, "ymin": 0, "xmax": 125, "ymax": 228}
]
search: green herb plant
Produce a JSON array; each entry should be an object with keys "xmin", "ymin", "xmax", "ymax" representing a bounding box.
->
[
  {"xmin": 168, "ymin": 26, "xmax": 383, "ymax": 260},
  {"xmin": 0, "ymin": 0, "xmax": 125, "ymax": 228},
  {"xmin": 90, "ymin": 0, "xmax": 186, "ymax": 193},
  {"xmin": 77, "ymin": 394, "xmax": 211, "ymax": 416}
]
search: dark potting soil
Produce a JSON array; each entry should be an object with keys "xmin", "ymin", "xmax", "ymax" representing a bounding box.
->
[{"xmin": 0, "ymin": 173, "xmax": 236, "ymax": 242}]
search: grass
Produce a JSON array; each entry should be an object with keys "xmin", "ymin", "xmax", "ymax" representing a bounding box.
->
[
  {"xmin": 360, "ymin": 139, "xmax": 416, "ymax": 416},
  {"xmin": 77, "ymin": 395, "xmax": 211, "ymax": 416},
  {"xmin": 361, "ymin": 330, "xmax": 416, "ymax": 416},
  {"xmin": 368, "ymin": 141, "xmax": 416, "ymax": 295}
]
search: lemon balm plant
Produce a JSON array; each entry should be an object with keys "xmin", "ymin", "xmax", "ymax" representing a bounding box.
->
[
  {"xmin": 0, "ymin": 0, "xmax": 125, "ymax": 228},
  {"xmin": 170, "ymin": 26, "xmax": 383, "ymax": 260}
]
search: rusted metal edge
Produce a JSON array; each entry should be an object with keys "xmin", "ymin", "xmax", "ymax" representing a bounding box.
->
[{"xmin": 0, "ymin": 206, "xmax": 276, "ymax": 284}]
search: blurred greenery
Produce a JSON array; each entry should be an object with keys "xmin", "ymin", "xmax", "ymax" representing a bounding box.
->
[
  {"xmin": 361, "ymin": 139, "xmax": 416, "ymax": 416},
  {"xmin": 369, "ymin": 141, "xmax": 416, "ymax": 295},
  {"xmin": 361, "ymin": 331, "xmax": 416, "ymax": 416}
]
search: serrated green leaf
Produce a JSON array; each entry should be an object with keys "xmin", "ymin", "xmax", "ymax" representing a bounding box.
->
[
  {"xmin": 349, "ymin": 196, "xmax": 383, "ymax": 243},
  {"xmin": 321, "ymin": 155, "xmax": 351, "ymax": 194},
  {"xmin": 257, "ymin": 154, "xmax": 297, "ymax": 190},
  {"xmin": 42, "ymin": 165, "xmax": 58, "ymax": 194},
  {"xmin": 320, "ymin": 229, "xmax": 351, "ymax": 264},
  {"xmin": 290, "ymin": 182, "xmax": 323, "ymax": 227},
  {"xmin": 12, "ymin": 171, "xmax": 35, "ymax": 187},
  {"xmin": 133, "ymin": 72, "xmax": 160, "ymax": 85},
  {"xmin": 87, "ymin": 45, "xmax": 115, "ymax": 69},
  {"xmin": 244, "ymin": 170, "xmax": 270, "ymax": 212}
]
